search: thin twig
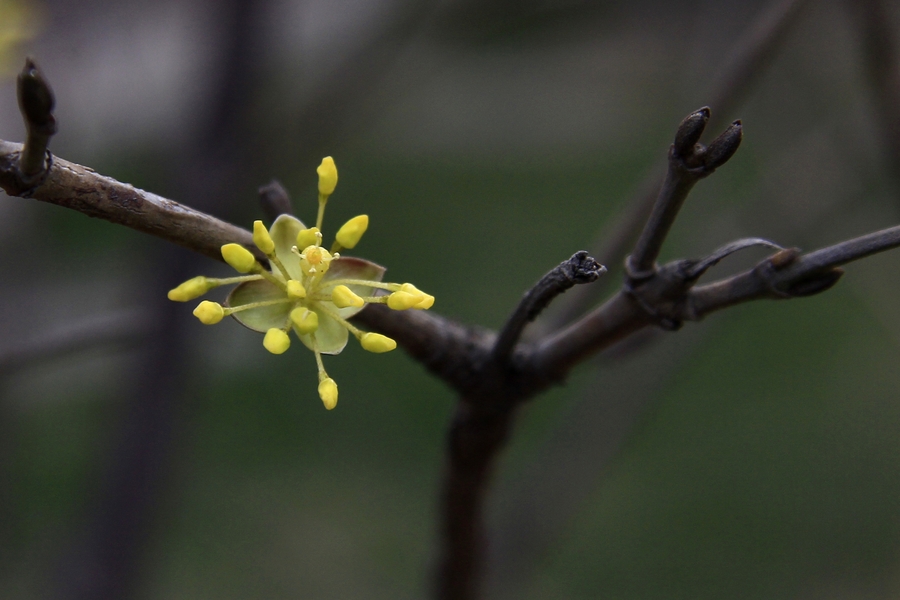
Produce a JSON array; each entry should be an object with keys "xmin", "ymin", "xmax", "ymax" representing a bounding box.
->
[
  {"xmin": 546, "ymin": 0, "xmax": 809, "ymax": 329},
  {"xmin": 534, "ymin": 225, "xmax": 900, "ymax": 378},
  {"xmin": 0, "ymin": 140, "xmax": 259, "ymax": 265},
  {"xmin": 628, "ymin": 110, "xmax": 742, "ymax": 274},
  {"xmin": 492, "ymin": 252, "xmax": 604, "ymax": 363}
]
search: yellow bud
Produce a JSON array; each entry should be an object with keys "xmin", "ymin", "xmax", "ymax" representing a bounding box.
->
[
  {"xmin": 193, "ymin": 300, "xmax": 225, "ymax": 325},
  {"xmin": 221, "ymin": 243, "xmax": 256, "ymax": 274},
  {"xmin": 263, "ymin": 328, "xmax": 291, "ymax": 354},
  {"xmin": 414, "ymin": 294, "xmax": 435, "ymax": 309},
  {"xmin": 318, "ymin": 377, "xmax": 338, "ymax": 410},
  {"xmin": 168, "ymin": 276, "xmax": 213, "ymax": 302},
  {"xmin": 400, "ymin": 283, "xmax": 435, "ymax": 309},
  {"xmin": 296, "ymin": 227, "xmax": 321, "ymax": 249},
  {"xmin": 335, "ymin": 215, "xmax": 369, "ymax": 249},
  {"xmin": 332, "ymin": 285, "xmax": 364, "ymax": 308},
  {"xmin": 290, "ymin": 307, "xmax": 319, "ymax": 334},
  {"xmin": 387, "ymin": 291, "xmax": 419, "ymax": 310},
  {"xmin": 360, "ymin": 332, "xmax": 397, "ymax": 353},
  {"xmin": 317, "ymin": 156, "xmax": 338, "ymax": 196},
  {"xmin": 286, "ymin": 279, "xmax": 307, "ymax": 299},
  {"xmin": 252, "ymin": 220, "xmax": 275, "ymax": 255}
]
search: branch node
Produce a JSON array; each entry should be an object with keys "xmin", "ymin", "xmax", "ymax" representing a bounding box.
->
[
  {"xmin": 622, "ymin": 278, "xmax": 684, "ymax": 331},
  {"xmin": 753, "ymin": 247, "xmax": 802, "ymax": 298},
  {"xmin": 14, "ymin": 149, "xmax": 53, "ymax": 198}
]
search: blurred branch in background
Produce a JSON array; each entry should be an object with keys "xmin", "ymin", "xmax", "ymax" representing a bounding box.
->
[
  {"xmin": 47, "ymin": 0, "xmax": 271, "ymax": 597},
  {"xmin": 0, "ymin": 311, "xmax": 149, "ymax": 380},
  {"xmin": 849, "ymin": 0, "xmax": 900, "ymax": 192}
]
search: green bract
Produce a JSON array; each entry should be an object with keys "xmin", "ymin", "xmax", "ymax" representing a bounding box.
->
[{"xmin": 227, "ymin": 214, "xmax": 385, "ymax": 354}]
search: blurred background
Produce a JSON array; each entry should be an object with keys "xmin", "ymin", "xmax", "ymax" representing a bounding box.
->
[{"xmin": 2, "ymin": 0, "xmax": 900, "ymax": 598}]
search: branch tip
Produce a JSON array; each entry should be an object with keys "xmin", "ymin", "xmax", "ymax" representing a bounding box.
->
[
  {"xmin": 17, "ymin": 58, "xmax": 56, "ymax": 133},
  {"xmin": 493, "ymin": 251, "xmax": 605, "ymax": 362},
  {"xmin": 704, "ymin": 120, "xmax": 743, "ymax": 170},
  {"xmin": 673, "ymin": 106, "xmax": 711, "ymax": 157}
]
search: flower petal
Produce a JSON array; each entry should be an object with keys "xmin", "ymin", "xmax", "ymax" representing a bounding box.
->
[
  {"xmin": 226, "ymin": 279, "xmax": 291, "ymax": 332},
  {"xmin": 321, "ymin": 257, "xmax": 386, "ymax": 318},
  {"xmin": 295, "ymin": 304, "xmax": 349, "ymax": 355},
  {"xmin": 269, "ymin": 214, "xmax": 307, "ymax": 280}
]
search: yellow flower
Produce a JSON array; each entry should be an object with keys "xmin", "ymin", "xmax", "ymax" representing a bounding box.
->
[{"xmin": 168, "ymin": 157, "xmax": 434, "ymax": 409}]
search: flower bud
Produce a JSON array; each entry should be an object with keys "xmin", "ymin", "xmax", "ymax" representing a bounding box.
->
[
  {"xmin": 221, "ymin": 243, "xmax": 256, "ymax": 274},
  {"xmin": 317, "ymin": 156, "xmax": 338, "ymax": 196},
  {"xmin": 387, "ymin": 291, "xmax": 419, "ymax": 310},
  {"xmin": 335, "ymin": 215, "xmax": 369, "ymax": 249},
  {"xmin": 296, "ymin": 227, "xmax": 320, "ymax": 249},
  {"xmin": 400, "ymin": 283, "xmax": 435, "ymax": 309},
  {"xmin": 286, "ymin": 279, "xmax": 307, "ymax": 299},
  {"xmin": 360, "ymin": 332, "xmax": 397, "ymax": 353},
  {"xmin": 332, "ymin": 285, "xmax": 364, "ymax": 308},
  {"xmin": 263, "ymin": 328, "xmax": 291, "ymax": 354},
  {"xmin": 193, "ymin": 300, "xmax": 225, "ymax": 325},
  {"xmin": 253, "ymin": 220, "xmax": 275, "ymax": 255},
  {"xmin": 168, "ymin": 276, "xmax": 213, "ymax": 302},
  {"xmin": 318, "ymin": 377, "xmax": 338, "ymax": 410},
  {"xmin": 290, "ymin": 307, "xmax": 319, "ymax": 334}
]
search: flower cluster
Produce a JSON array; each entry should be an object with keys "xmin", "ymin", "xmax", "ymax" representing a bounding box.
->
[{"xmin": 168, "ymin": 157, "xmax": 433, "ymax": 410}]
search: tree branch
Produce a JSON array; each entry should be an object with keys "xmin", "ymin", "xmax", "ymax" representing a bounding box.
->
[
  {"xmin": 546, "ymin": 0, "xmax": 809, "ymax": 330},
  {"xmin": 0, "ymin": 140, "xmax": 258, "ymax": 265},
  {"xmin": 628, "ymin": 110, "xmax": 742, "ymax": 274},
  {"xmin": 491, "ymin": 251, "xmax": 605, "ymax": 363},
  {"xmin": 6, "ymin": 56, "xmax": 900, "ymax": 600},
  {"xmin": 534, "ymin": 225, "xmax": 900, "ymax": 379}
]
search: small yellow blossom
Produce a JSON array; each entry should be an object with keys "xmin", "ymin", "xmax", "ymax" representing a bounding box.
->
[
  {"xmin": 332, "ymin": 285, "xmax": 364, "ymax": 308},
  {"xmin": 168, "ymin": 276, "xmax": 214, "ymax": 302},
  {"xmin": 335, "ymin": 215, "xmax": 368, "ymax": 249},
  {"xmin": 318, "ymin": 377, "xmax": 338, "ymax": 410},
  {"xmin": 290, "ymin": 307, "xmax": 319, "ymax": 334},
  {"xmin": 296, "ymin": 227, "xmax": 320, "ymax": 248},
  {"xmin": 286, "ymin": 279, "xmax": 306, "ymax": 299},
  {"xmin": 387, "ymin": 291, "xmax": 420, "ymax": 310},
  {"xmin": 263, "ymin": 328, "xmax": 291, "ymax": 354},
  {"xmin": 193, "ymin": 300, "xmax": 225, "ymax": 325},
  {"xmin": 360, "ymin": 332, "xmax": 396, "ymax": 353},
  {"xmin": 317, "ymin": 157, "xmax": 338, "ymax": 197},
  {"xmin": 168, "ymin": 156, "xmax": 434, "ymax": 409},
  {"xmin": 253, "ymin": 220, "xmax": 275, "ymax": 254},
  {"xmin": 221, "ymin": 243, "xmax": 256, "ymax": 274}
]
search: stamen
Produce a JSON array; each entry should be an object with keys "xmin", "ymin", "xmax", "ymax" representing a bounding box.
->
[
  {"xmin": 315, "ymin": 303, "xmax": 363, "ymax": 337},
  {"xmin": 254, "ymin": 266, "xmax": 288, "ymax": 292},
  {"xmin": 269, "ymin": 255, "xmax": 292, "ymax": 282},
  {"xmin": 312, "ymin": 333, "xmax": 338, "ymax": 410},
  {"xmin": 318, "ymin": 279, "xmax": 399, "ymax": 292}
]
